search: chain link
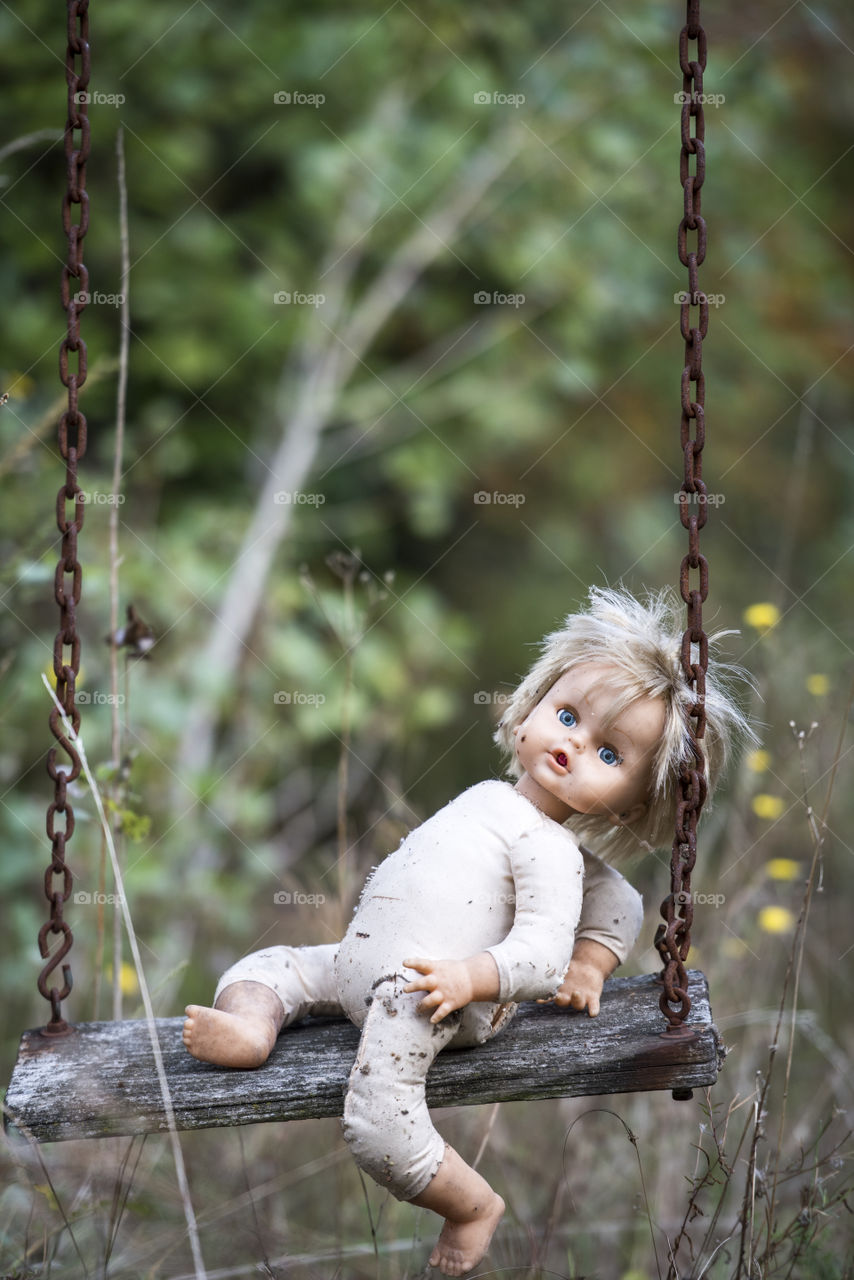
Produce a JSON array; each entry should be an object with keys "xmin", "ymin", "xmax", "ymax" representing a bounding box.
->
[
  {"xmin": 655, "ymin": 0, "xmax": 710, "ymax": 1029},
  {"xmin": 39, "ymin": 0, "xmax": 91, "ymax": 1034}
]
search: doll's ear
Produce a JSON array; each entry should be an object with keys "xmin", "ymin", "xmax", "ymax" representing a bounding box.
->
[{"xmin": 609, "ymin": 802, "xmax": 648, "ymax": 828}]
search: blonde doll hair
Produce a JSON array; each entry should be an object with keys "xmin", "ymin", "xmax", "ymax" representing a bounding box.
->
[{"xmin": 494, "ymin": 585, "xmax": 755, "ymax": 860}]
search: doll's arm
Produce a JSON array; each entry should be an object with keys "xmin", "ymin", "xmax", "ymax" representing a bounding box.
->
[
  {"xmin": 403, "ymin": 953, "xmax": 500, "ymax": 1024},
  {"xmin": 484, "ymin": 827, "xmax": 584, "ymax": 1003},
  {"xmin": 573, "ymin": 846, "xmax": 644, "ymax": 967},
  {"xmin": 547, "ymin": 849, "xmax": 643, "ymax": 1017}
]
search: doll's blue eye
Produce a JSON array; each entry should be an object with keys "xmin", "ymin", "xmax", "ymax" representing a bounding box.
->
[
  {"xmin": 558, "ymin": 709, "xmax": 576, "ymax": 728},
  {"xmin": 598, "ymin": 746, "xmax": 621, "ymax": 767}
]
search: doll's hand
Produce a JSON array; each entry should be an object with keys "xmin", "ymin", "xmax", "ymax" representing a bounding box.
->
[
  {"xmin": 551, "ymin": 959, "xmax": 606, "ymax": 1016},
  {"xmin": 403, "ymin": 957, "xmax": 474, "ymax": 1023},
  {"xmin": 545, "ymin": 937, "xmax": 619, "ymax": 1017},
  {"xmin": 403, "ymin": 953, "xmax": 500, "ymax": 1024}
]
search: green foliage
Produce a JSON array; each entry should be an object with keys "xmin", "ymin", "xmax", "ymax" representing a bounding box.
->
[
  {"xmin": 103, "ymin": 798, "xmax": 151, "ymax": 843},
  {"xmin": 1, "ymin": 0, "xmax": 853, "ymax": 1275}
]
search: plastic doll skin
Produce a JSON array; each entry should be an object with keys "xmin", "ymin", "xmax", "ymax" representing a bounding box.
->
[
  {"xmin": 183, "ymin": 981, "xmax": 285, "ymax": 1069},
  {"xmin": 510, "ymin": 661, "xmax": 665, "ymax": 827},
  {"xmin": 184, "ymin": 661, "xmax": 664, "ymax": 1275}
]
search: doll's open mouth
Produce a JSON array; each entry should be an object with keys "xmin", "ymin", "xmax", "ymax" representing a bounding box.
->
[{"xmin": 553, "ymin": 751, "xmax": 568, "ymax": 768}]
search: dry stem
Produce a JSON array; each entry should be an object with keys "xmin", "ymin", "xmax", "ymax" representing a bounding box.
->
[{"xmin": 42, "ymin": 677, "xmax": 208, "ymax": 1280}]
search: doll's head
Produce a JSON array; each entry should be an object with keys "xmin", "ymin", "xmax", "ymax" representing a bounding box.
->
[{"xmin": 494, "ymin": 585, "xmax": 754, "ymax": 859}]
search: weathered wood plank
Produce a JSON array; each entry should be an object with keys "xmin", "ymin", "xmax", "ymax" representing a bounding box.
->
[{"xmin": 4, "ymin": 971, "xmax": 723, "ymax": 1143}]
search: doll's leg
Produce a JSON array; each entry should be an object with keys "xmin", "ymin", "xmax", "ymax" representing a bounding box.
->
[
  {"xmin": 183, "ymin": 943, "xmax": 340, "ymax": 1068},
  {"xmin": 451, "ymin": 998, "xmax": 518, "ymax": 1048},
  {"xmin": 410, "ymin": 1146, "xmax": 505, "ymax": 1277},
  {"xmin": 341, "ymin": 978, "xmax": 504, "ymax": 1276},
  {"xmin": 341, "ymin": 976, "xmax": 456, "ymax": 1195},
  {"xmin": 213, "ymin": 943, "xmax": 342, "ymax": 1021}
]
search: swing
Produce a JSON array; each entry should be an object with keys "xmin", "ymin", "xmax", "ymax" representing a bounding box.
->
[{"xmin": 5, "ymin": 0, "xmax": 719, "ymax": 1143}]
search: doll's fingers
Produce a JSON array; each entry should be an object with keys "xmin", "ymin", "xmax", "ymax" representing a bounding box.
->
[
  {"xmin": 402, "ymin": 957, "xmax": 433, "ymax": 974},
  {"xmin": 570, "ymin": 991, "xmax": 599, "ymax": 1015},
  {"xmin": 555, "ymin": 989, "xmax": 589, "ymax": 1013},
  {"xmin": 419, "ymin": 988, "xmax": 445, "ymax": 1010},
  {"xmin": 415, "ymin": 994, "xmax": 445, "ymax": 1018},
  {"xmin": 407, "ymin": 984, "xmax": 440, "ymax": 1010},
  {"xmin": 402, "ymin": 970, "xmax": 433, "ymax": 991}
]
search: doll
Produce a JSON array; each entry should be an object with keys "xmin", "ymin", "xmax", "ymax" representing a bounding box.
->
[{"xmin": 183, "ymin": 586, "xmax": 751, "ymax": 1277}]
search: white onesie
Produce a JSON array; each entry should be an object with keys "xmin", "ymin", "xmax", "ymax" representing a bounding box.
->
[{"xmin": 214, "ymin": 780, "xmax": 644, "ymax": 1199}]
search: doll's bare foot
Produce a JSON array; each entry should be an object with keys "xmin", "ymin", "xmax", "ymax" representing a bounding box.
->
[
  {"xmin": 411, "ymin": 1145, "xmax": 505, "ymax": 1276},
  {"xmin": 428, "ymin": 1197, "xmax": 505, "ymax": 1276},
  {"xmin": 183, "ymin": 981, "xmax": 285, "ymax": 1069},
  {"xmin": 182, "ymin": 1006, "xmax": 276, "ymax": 1068}
]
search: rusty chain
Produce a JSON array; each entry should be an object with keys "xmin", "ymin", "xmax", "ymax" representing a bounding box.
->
[
  {"xmin": 655, "ymin": 0, "xmax": 710, "ymax": 1031},
  {"xmin": 39, "ymin": 0, "xmax": 91, "ymax": 1034}
]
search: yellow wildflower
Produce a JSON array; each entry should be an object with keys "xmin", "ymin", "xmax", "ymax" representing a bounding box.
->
[
  {"xmin": 743, "ymin": 602, "xmax": 781, "ymax": 631},
  {"xmin": 806, "ymin": 674, "xmax": 829, "ymax": 697},
  {"xmin": 107, "ymin": 963, "xmax": 139, "ymax": 996},
  {"xmin": 758, "ymin": 906, "xmax": 796, "ymax": 935},
  {"xmin": 7, "ymin": 372, "xmax": 36, "ymax": 399},
  {"xmin": 746, "ymin": 749, "xmax": 771, "ymax": 773},
  {"xmin": 766, "ymin": 858, "xmax": 801, "ymax": 882},
  {"xmin": 119, "ymin": 963, "xmax": 139, "ymax": 996},
  {"xmin": 752, "ymin": 794, "xmax": 785, "ymax": 820}
]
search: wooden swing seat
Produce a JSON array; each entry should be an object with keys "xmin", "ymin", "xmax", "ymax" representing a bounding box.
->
[{"xmin": 4, "ymin": 970, "xmax": 722, "ymax": 1143}]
